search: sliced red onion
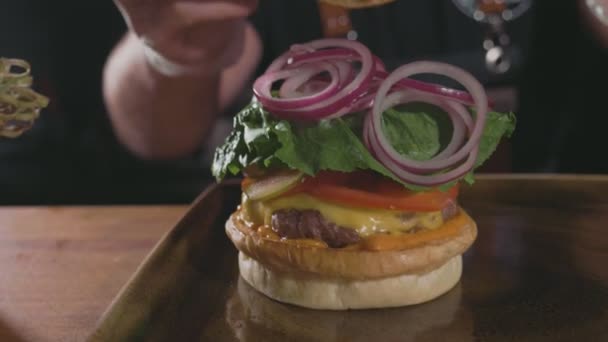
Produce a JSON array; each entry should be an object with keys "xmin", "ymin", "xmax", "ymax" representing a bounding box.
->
[
  {"xmin": 365, "ymin": 90, "xmax": 472, "ymax": 165},
  {"xmin": 252, "ymin": 38, "xmax": 374, "ymax": 121},
  {"xmin": 373, "ymin": 56, "xmax": 386, "ymax": 72},
  {"xmin": 285, "ymin": 39, "xmax": 373, "ymax": 118},
  {"xmin": 279, "ymin": 60, "xmax": 353, "ymax": 99},
  {"xmin": 365, "ymin": 61, "xmax": 488, "ymax": 186},
  {"xmin": 253, "ymin": 39, "xmax": 491, "ymax": 187},
  {"xmin": 347, "ymin": 81, "xmax": 380, "ymax": 114},
  {"xmin": 278, "ymin": 63, "xmax": 340, "ymax": 99},
  {"xmin": 290, "ymin": 48, "xmax": 356, "ymax": 66},
  {"xmin": 281, "ymin": 79, "xmax": 330, "ymax": 98},
  {"xmin": 371, "ymin": 91, "xmax": 474, "ymax": 162},
  {"xmin": 366, "ymin": 127, "xmax": 479, "ymax": 186},
  {"xmin": 372, "ymin": 62, "xmax": 487, "ymax": 170},
  {"xmin": 374, "ymin": 70, "xmax": 494, "ymax": 108},
  {"xmin": 254, "ymin": 62, "xmax": 340, "ymax": 110},
  {"xmin": 349, "ymin": 91, "xmax": 376, "ymax": 113},
  {"xmin": 364, "ymin": 115, "xmax": 478, "ymax": 186},
  {"xmin": 433, "ymin": 100, "xmax": 473, "ymax": 159}
]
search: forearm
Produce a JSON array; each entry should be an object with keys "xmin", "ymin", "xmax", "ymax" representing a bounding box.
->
[{"xmin": 103, "ymin": 23, "xmax": 261, "ymax": 160}]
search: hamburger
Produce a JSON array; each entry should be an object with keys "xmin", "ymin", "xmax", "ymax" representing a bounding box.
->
[{"xmin": 212, "ymin": 38, "xmax": 515, "ymax": 310}]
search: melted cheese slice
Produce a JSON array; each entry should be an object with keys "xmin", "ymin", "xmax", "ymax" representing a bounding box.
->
[{"xmin": 241, "ymin": 193, "xmax": 445, "ymax": 237}]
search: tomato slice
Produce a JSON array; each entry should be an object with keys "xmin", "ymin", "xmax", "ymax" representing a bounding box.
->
[{"xmin": 284, "ymin": 171, "xmax": 458, "ymax": 212}]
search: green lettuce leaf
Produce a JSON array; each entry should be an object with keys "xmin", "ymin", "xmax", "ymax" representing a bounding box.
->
[
  {"xmin": 383, "ymin": 106, "xmax": 447, "ymax": 161},
  {"xmin": 211, "ymin": 100, "xmax": 516, "ymax": 191},
  {"xmin": 211, "ymin": 103, "xmax": 281, "ymax": 180}
]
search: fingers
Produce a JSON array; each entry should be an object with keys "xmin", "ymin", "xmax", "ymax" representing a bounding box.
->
[
  {"xmin": 174, "ymin": 0, "xmax": 259, "ymax": 22},
  {"xmin": 113, "ymin": 0, "xmax": 259, "ymax": 74}
]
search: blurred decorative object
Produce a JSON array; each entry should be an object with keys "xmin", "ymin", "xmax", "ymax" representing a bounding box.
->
[
  {"xmin": 318, "ymin": 1, "xmax": 355, "ymax": 38},
  {"xmin": 452, "ymin": 0, "xmax": 532, "ymax": 74},
  {"xmin": 586, "ymin": 0, "xmax": 608, "ymax": 25},
  {"xmin": 0, "ymin": 58, "xmax": 49, "ymax": 138},
  {"xmin": 318, "ymin": 0, "xmax": 396, "ymax": 9}
]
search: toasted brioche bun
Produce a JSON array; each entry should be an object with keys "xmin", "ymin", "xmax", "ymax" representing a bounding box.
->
[
  {"xmin": 319, "ymin": 0, "xmax": 396, "ymax": 9},
  {"xmin": 226, "ymin": 275, "xmax": 470, "ymax": 340},
  {"xmin": 238, "ymin": 252, "xmax": 462, "ymax": 310},
  {"xmin": 225, "ymin": 206, "xmax": 476, "ymax": 309},
  {"xmin": 225, "ymin": 208, "xmax": 477, "ymax": 279}
]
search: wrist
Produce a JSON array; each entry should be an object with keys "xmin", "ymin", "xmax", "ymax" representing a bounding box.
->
[
  {"xmin": 137, "ymin": 21, "xmax": 246, "ymax": 77},
  {"xmin": 141, "ymin": 42, "xmax": 212, "ymax": 77}
]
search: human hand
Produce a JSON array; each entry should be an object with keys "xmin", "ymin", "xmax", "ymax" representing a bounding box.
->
[
  {"xmin": 114, "ymin": 0, "xmax": 259, "ymax": 75},
  {"xmin": 582, "ymin": 0, "xmax": 608, "ymax": 48},
  {"xmin": 585, "ymin": 0, "xmax": 608, "ymax": 24}
]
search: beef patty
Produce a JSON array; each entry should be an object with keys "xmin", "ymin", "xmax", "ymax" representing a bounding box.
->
[{"xmin": 270, "ymin": 201, "xmax": 459, "ymax": 248}]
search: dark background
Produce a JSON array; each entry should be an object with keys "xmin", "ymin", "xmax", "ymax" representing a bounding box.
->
[{"xmin": 0, "ymin": 0, "xmax": 606, "ymax": 205}]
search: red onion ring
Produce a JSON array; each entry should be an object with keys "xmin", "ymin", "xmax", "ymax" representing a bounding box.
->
[
  {"xmin": 255, "ymin": 62, "xmax": 340, "ymax": 109},
  {"xmin": 364, "ymin": 90, "xmax": 472, "ymax": 165},
  {"xmin": 367, "ymin": 127, "xmax": 479, "ymax": 186},
  {"xmin": 278, "ymin": 61, "xmax": 347, "ymax": 99},
  {"xmin": 252, "ymin": 39, "xmax": 374, "ymax": 121},
  {"xmin": 280, "ymin": 79, "xmax": 329, "ymax": 98},
  {"xmin": 371, "ymin": 62, "xmax": 487, "ymax": 170},
  {"xmin": 365, "ymin": 61, "xmax": 488, "ymax": 185},
  {"xmin": 253, "ymin": 39, "xmax": 492, "ymax": 187},
  {"xmin": 433, "ymin": 100, "xmax": 473, "ymax": 159},
  {"xmin": 375, "ymin": 70, "xmax": 494, "ymax": 108},
  {"xmin": 290, "ymin": 48, "xmax": 356, "ymax": 66}
]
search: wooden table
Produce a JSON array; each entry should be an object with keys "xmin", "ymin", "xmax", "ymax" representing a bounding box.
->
[
  {"xmin": 2, "ymin": 175, "xmax": 608, "ymax": 342},
  {"xmin": 0, "ymin": 206, "xmax": 188, "ymax": 342}
]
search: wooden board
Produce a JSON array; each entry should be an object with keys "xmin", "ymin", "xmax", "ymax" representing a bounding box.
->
[{"xmin": 88, "ymin": 175, "xmax": 608, "ymax": 342}]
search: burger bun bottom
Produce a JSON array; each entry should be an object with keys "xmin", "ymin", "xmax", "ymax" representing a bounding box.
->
[{"xmin": 238, "ymin": 252, "xmax": 462, "ymax": 310}]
